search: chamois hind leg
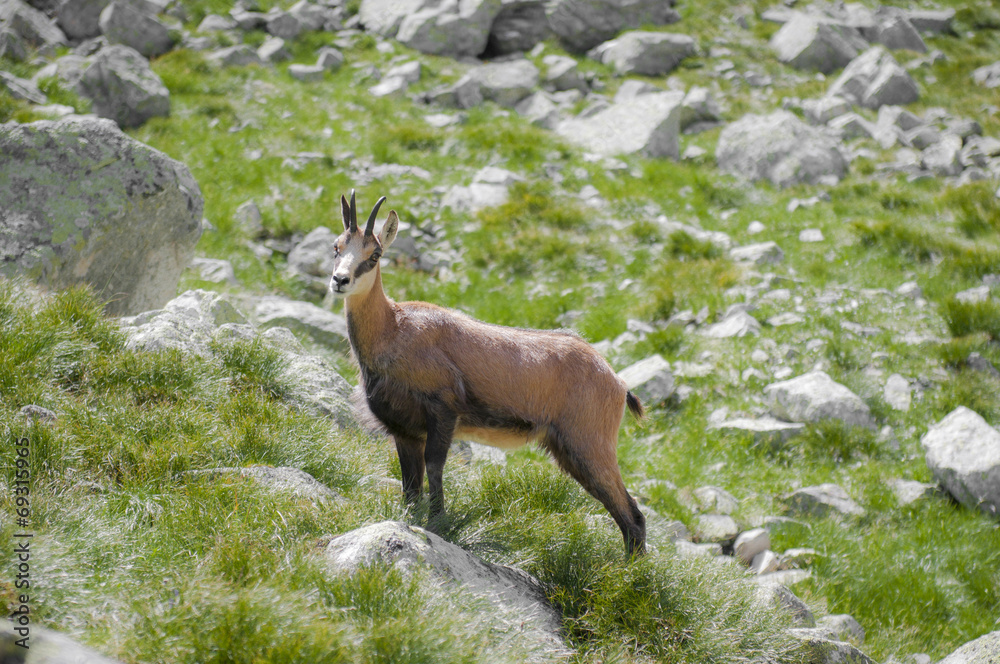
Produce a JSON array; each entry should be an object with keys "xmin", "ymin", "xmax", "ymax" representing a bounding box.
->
[
  {"xmin": 394, "ymin": 435, "xmax": 425, "ymax": 505},
  {"xmin": 423, "ymin": 406, "xmax": 457, "ymax": 518},
  {"xmin": 543, "ymin": 429, "xmax": 646, "ymax": 556}
]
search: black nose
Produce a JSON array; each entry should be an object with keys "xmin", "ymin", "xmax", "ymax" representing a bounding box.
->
[{"xmin": 331, "ymin": 274, "xmax": 350, "ymax": 289}]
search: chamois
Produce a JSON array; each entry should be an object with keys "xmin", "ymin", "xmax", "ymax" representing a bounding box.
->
[{"xmin": 329, "ymin": 191, "xmax": 647, "ymax": 555}]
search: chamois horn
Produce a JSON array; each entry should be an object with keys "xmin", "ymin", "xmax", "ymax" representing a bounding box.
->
[
  {"xmin": 349, "ymin": 189, "xmax": 358, "ymax": 232},
  {"xmin": 365, "ymin": 196, "xmax": 387, "ymax": 237}
]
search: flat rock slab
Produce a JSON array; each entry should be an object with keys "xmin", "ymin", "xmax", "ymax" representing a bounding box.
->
[
  {"xmin": 938, "ymin": 629, "xmax": 1000, "ymax": 664},
  {"xmin": 764, "ymin": 371, "xmax": 876, "ymax": 430},
  {"xmin": 0, "ymin": 621, "xmax": 124, "ymax": 663},
  {"xmin": 555, "ymin": 90, "xmax": 684, "ymax": 159},
  {"xmin": 0, "ymin": 117, "xmax": 201, "ymax": 316},
  {"xmin": 710, "ymin": 417, "xmax": 806, "ymax": 446},
  {"xmin": 253, "ymin": 295, "xmax": 349, "ymax": 352},
  {"xmin": 588, "ymin": 30, "xmax": 695, "ymax": 76},
  {"xmin": 781, "ymin": 484, "xmax": 865, "ymax": 518},
  {"xmin": 323, "ymin": 521, "xmax": 568, "ymax": 658},
  {"xmin": 545, "ymin": 0, "xmax": 679, "ymax": 53},
  {"xmin": 187, "ymin": 465, "xmax": 344, "ymax": 504},
  {"xmin": 920, "ymin": 407, "xmax": 1000, "ymax": 517}
]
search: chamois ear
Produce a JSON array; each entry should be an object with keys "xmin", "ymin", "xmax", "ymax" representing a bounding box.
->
[
  {"xmin": 379, "ymin": 210, "xmax": 399, "ymax": 249},
  {"xmin": 340, "ymin": 195, "xmax": 351, "ymax": 231}
]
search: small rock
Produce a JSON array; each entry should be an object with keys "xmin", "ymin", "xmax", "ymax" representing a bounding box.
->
[
  {"xmin": 889, "ymin": 479, "xmax": 937, "ymax": 506},
  {"xmin": 693, "ymin": 513, "xmax": 740, "ymax": 545},
  {"xmin": 187, "ymin": 465, "xmax": 343, "ymax": 504},
  {"xmin": 289, "ymin": 64, "xmax": 325, "ymax": 82},
  {"xmin": 884, "ymin": 374, "xmax": 911, "ymax": 411},
  {"xmin": 799, "ymin": 229, "xmax": 824, "ymax": 243},
  {"xmin": 779, "ymin": 548, "xmax": 819, "ymax": 569},
  {"xmin": 317, "ymin": 46, "xmax": 344, "ymax": 71},
  {"xmin": 750, "ymin": 549, "xmax": 780, "ymax": 575},
  {"xmin": 920, "ymin": 407, "xmax": 1000, "ymax": 517},
  {"xmin": 693, "ymin": 486, "xmax": 739, "ymax": 514},
  {"xmin": 730, "ymin": 241, "xmax": 784, "ymax": 265},
  {"xmin": 936, "ymin": 629, "xmax": 1000, "ymax": 664},
  {"xmin": 588, "ymin": 30, "xmax": 695, "ymax": 76},
  {"xmin": 703, "ymin": 310, "xmax": 760, "ymax": 338},
  {"xmin": 190, "ymin": 257, "xmax": 237, "ymax": 285},
  {"xmin": 781, "ymin": 484, "xmax": 865, "ymax": 518},
  {"xmin": 734, "ymin": 528, "xmax": 770, "ymax": 565},
  {"xmin": 618, "ymin": 354, "xmax": 675, "ymax": 405},
  {"xmin": 764, "ymin": 371, "xmax": 876, "ymax": 430},
  {"xmin": 709, "ymin": 417, "xmax": 806, "ymax": 447},
  {"xmin": 19, "ymin": 404, "xmax": 57, "ymax": 422}
]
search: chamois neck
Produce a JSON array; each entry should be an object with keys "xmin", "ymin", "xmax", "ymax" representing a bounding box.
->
[{"xmin": 344, "ymin": 268, "xmax": 396, "ymax": 362}]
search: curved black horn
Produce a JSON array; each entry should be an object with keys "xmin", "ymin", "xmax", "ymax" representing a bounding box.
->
[
  {"xmin": 365, "ymin": 196, "xmax": 387, "ymax": 237},
  {"xmin": 349, "ymin": 189, "xmax": 358, "ymax": 232}
]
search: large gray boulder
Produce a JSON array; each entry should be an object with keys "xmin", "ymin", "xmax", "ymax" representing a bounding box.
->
[
  {"xmin": 938, "ymin": 630, "xmax": 1000, "ymax": 664},
  {"xmin": 920, "ymin": 407, "xmax": 1000, "ymax": 517},
  {"xmin": 545, "ymin": 0, "xmax": 679, "ymax": 53},
  {"xmin": 322, "ymin": 521, "xmax": 567, "ymax": 657},
  {"xmin": 99, "ymin": 0, "xmax": 174, "ymax": 58},
  {"xmin": 392, "ymin": 0, "xmax": 502, "ymax": 58},
  {"xmin": 588, "ymin": 30, "xmax": 695, "ymax": 75},
  {"xmin": 253, "ymin": 295, "xmax": 350, "ymax": 352},
  {"xmin": 464, "ymin": 58, "xmax": 539, "ymax": 107},
  {"xmin": 56, "ymin": 0, "xmax": 110, "ymax": 40},
  {"xmin": 0, "ymin": 117, "xmax": 201, "ymax": 316},
  {"xmin": 716, "ymin": 110, "xmax": 848, "ymax": 187},
  {"xmin": 0, "ymin": 0, "xmax": 67, "ymax": 50},
  {"xmin": 77, "ymin": 44, "xmax": 170, "ymax": 128},
  {"xmin": 357, "ymin": 0, "xmax": 426, "ymax": 37},
  {"xmin": 770, "ymin": 14, "xmax": 859, "ymax": 73},
  {"xmin": 826, "ymin": 46, "xmax": 919, "ymax": 109},
  {"xmin": 0, "ymin": 620, "xmax": 125, "ymax": 663},
  {"xmin": 764, "ymin": 371, "xmax": 875, "ymax": 429},
  {"xmin": 486, "ymin": 0, "xmax": 549, "ymax": 55},
  {"xmin": 555, "ymin": 90, "xmax": 685, "ymax": 158},
  {"xmin": 868, "ymin": 7, "xmax": 926, "ymax": 53}
]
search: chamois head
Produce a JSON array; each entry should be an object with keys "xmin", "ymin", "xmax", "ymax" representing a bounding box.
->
[{"xmin": 329, "ymin": 190, "xmax": 398, "ymax": 297}]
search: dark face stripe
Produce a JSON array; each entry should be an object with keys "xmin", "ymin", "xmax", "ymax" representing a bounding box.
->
[{"xmin": 352, "ymin": 248, "xmax": 381, "ymax": 280}]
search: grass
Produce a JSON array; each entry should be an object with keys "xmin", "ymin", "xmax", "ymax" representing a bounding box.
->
[{"xmin": 4, "ymin": 0, "xmax": 1000, "ymax": 660}]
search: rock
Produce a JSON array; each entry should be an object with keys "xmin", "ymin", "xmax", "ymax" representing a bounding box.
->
[
  {"xmin": 452, "ymin": 439, "xmax": 507, "ymax": 465},
  {"xmin": 716, "ymin": 111, "xmax": 847, "ymax": 187},
  {"xmin": 780, "ymin": 548, "xmax": 819, "ymax": 569},
  {"xmin": 618, "ymin": 354, "xmax": 674, "ymax": 405},
  {"xmin": 19, "ymin": 404, "xmax": 57, "ymax": 422},
  {"xmin": 828, "ymin": 112, "xmax": 876, "ymax": 140},
  {"xmin": 693, "ymin": 486, "xmax": 739, "ymax": 514},
  {"xmin": 826, "ymin": 46, "xmax": 919, "ymax": 109},
  {"xmin": 514, "ymin": 91, "xmax": 561, "ymax": 129},
  {"xmin": 542, "ymin": 54, "xmax": 586, "ymax": 92},
  {"xmin": 208, "ymin": 44, "xmax": 264, "ymax": 67},
  {"xmin": 884, "ymin": 374, "xmax": 911, "ymax": 411},
  {"xmin": 486, "ymin": 0, "xmax": 549, "ymax": 56},
  {"xmin": 0, "ymin": 0, "xmax": 67, "ymax": 50},
  {"xmin": 0, "ymin": 26, "xmax": 27, "ymax": 60},
  {"xmin": 99, "ymin": 0, "xmax": 173, "ymax": 58},
  {"xmin": 802, "ymin": 95, "xmax": 852, "ymax": 124},
  {"xmin": 709, "ymin": 417, "xmax": 806, "ymax": 446},
  {"xmin": 74, "ymin": 44, "xmax": 170, "ymax": 128},
  {"xmin": 257, "ymin": 36, "xmax": 291, "ymax": 63},
  {"xmin": 815, "ymin": 614, "xmax": 865, "ymax": 644},
  {"xmin": 545, "ymin": 0, "xmax": 679, "ymax": 53},
  {"xmin": 0, "ymin": 621, "xmax": 125, "ymax": 663},
  {"xmin": 922, "ymin": 134, "xmax": 963, "ymax": 177},
  {"xmin": 703, "ymin": 310, "xmax": 760, "ymax": 338},
  {"xmin": 357, "ymin": 0, "xmax": 425, "ymax": 37},
  {"xmin": 56, "ymin": 0, "xmax": 110, "ymax": 40},
  {"xmin": 750, "ymin": 550, "xmax": 780, "ymax": 575},
  {"xmin": 937, "ymin": 629, "xmax": 1000, "ymax": 664},
  {"xmin": 322, "ymin": 521, "xmax": 567, "ymax": 655},
  {"xmin": 198, "ymin": 13, "xmax": 236, "ymax": 31},
  {"xmin": 967, "ymin": 352, "xmax": 1000, "ymax": 378},
  {"xmin": 189, "ymin": 257, "xmax": 237, "ymax": 285},
  {"xmin": 920, "ymin": 407, "xmax": 1000, "ymax": 517},
  {"xmin": 755, "ymin": 580, "xmax": 815, "ymax": 627},
  {"xmin": 0, "ymin": 117, "xmax": 201, "ymax": 316},
  {"xmin": 393, "ymin": 0, "xmax": 501, "ymax": 58},
  {"xmin": 870, "ymin": 7, "xmax": 925, "ymax": 53},
  {"xmin": 588, "ymin": 30, "xmax": 695, "ymax": 76},
  {"xmin": 369, "ymin": 75, "xmax": 410, "ymax": 97},
  {"xmin": 972, "ymin": 62, "xmax": 1000, "ymax": 89},
  {"xmin": 265, "ymin": 9, "xmax": 302, "ymax": 39},
  {"xmin": 896, "ymin": 281, "xmax": 923, "ymax": 299},
  {"xmin": 289, "ymin": 0, "xmax": 338, "ymax": 31},
  {"xmin": 730, "ymin": 241, "xmax": 784, "ymax": 265},
  {"xmin": 781, "ymin": 484, "xmax": 865, "ymax": 518},
  {"xmin": 317, "ymin": 46, "xmax": 344, "ymax": 71},
  {"xmin": 289, "ymin": 64, "xmax": 325, "ymax": 82},
  {"xmin": 693, "ymin": 513, "xmax": 739, "ymax": 545},
  {"xmin": 465, "ymin": 58, "xmax": 539, "ymax": 107},
  {"xmin": 770, "ymin": 14, "xmax": 859, "ymax": 74},
  {"xmin": 906, "ymin": 9, "xmax": 954, "ymax": 35},
  {"xmin": 442, "ymin": 165, "xmax": 522, "ymax": 212},
  {"xmin": 555, "ymin": 90, "xmax": 685, "ymax": 158},
  {"xmin": 230, "ymin": 7, "xmax": 266, "ymax": 30},
  {"xmin": 122, "ymin": 289, "xmax": 247, "ymax": 356},
  {"xmin": 788, "ymin": 629, "xmax": 875, "ymax": 664},
  {"xmin": 0, "ymin": 70, "xmax": 45, "ymax": 103},
  {"xmin": 955, "ymin": 285, "xmax": 991, "ymax": 303},
  {"xmin": 764, "ymin": 371, "xmax": 875, "ymax": 430},
  {"xmin": 680, "ymin": 86, "xmax": 722, "ymax": 130},
  {"xmin": 734, "ymin": 528, "xmax": 770, "ymax": 565},
  {"xmin": 286, "ymin": 226, "xmax": 337, "ymax": 283},
  {"xmin": 187, "ymin": 465, "xmax": 344, "ymax": 504},
  {"xmin": 799, "ymin": 229, "xmax": 825, "ymax": 243},
  {"xmin": 253, "ymin": 295, "xmax": 349, "ymax": 351},
  {"xmin": 889, "ymin": 479, "xmax": 937, "ymax": 506}
]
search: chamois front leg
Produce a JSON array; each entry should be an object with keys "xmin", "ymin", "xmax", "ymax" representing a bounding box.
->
[
  {"xmin": 423, "ymin": 406, "xmax": 457, "ymax": 518},
  {"xmin": 394, "ymin": 435, "xmax": 425, "ymax": 505}
]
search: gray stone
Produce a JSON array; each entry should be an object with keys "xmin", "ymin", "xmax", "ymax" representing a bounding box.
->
[
  {"xmin": 230, "ymin": 7, "xmax": 266, "ymax": 30},
  {"xmin": 937, "ymin": 629, "xmax": 1000, "ymax": 664},
  {"xmin": 99, "ymin": 0, "xmax": 173, "ymax": 58},
  {"xmin": 782, "ymin": 484, "xmax": 865, "ymax": 518},
  {"xmin": 702, "ymin": 310, "xmax": 760, "ymax": 338},
  {"xmin": 815, "ymin": 614, "xmax": 865, "ymax": 644},
  {"xmin": 729, "ymin": 241, "xmax": 784, "ymax": 265},
  {"xmin": 709, "ymin": 417, "xmax": 805, "ymax": 446},
  {"xmin": 393, "ymin": 0, "xmax": 501, "ymax": 58},
  {"xmin": 265, "ymin": 9, "xmax": 302, "ymax": 39},
  {"xmin": 693, "ymin": 485, "xmax": 739, "ymax": 514},
  {"xmin": 906, "ymin": 9, "xmax": 954, "ymax": 35},
  {"xmin": 0, "ymin": 26, "xmax": 27, "ymax": 60},
  {"xmin": 870, "ymin": 8, "xmax": 925, "ymax": 53},
  {"xmin": 442, "ymin": 165, "xmax": 522, "ymax": 212},
  {"xmin": 826, "ymin": 46, "xmax": 919, "ymax": 109},
  {"xmin": 197, "ymin": 13, "xmax": 236, "ymax": 31},
  {"xmin": 0, "ymin": 621, "xmax": 125, "ymax": 663},
  {"xmin": 883, "ymin": 374, "xmax": 911, "ymax": 412},
  {"xmin": 208, "ymin": 44, "xmax": 264, "ymax": 67},
  {"xmin": 618, "ymin": 354, "xmax": 674, "ymax": 405},
  {"xmin": 253, "ymin": 295, "xmax": 349, "ymax": 351},
  {"xmin": 257, "ymin": 36, "xmax": 291, "ymax": 63},
  {"xmin": 289, "ymin": 0, "xmax": 337, "ymax": 31},
  {"xmin": 788, "ymin": 629, "xmax": 875, "ymax": 664},
  {"xmin": 770, "ymin": 14, "xmax": 859, "ymax": 74},
  {"xmin": 19, "ymin": 404, "xmax": 57, "ymax": 422},
  {"xmin": 542, "ymin": 53, "xmax": 586, "ymax": 92},
  {"xmin": 189, "ymin": 257, "xmax": 237, "ymax": 285},
  {"xmin": 56, "ymin": 0, "xmax": 110, "ymax": 40},
  {"xmin": 920, "ymin": 407, "xmax": 1000, "ymax": 517},
  {"xmin": 828, "ymin": 112, "xmax": 876, "ymax": 140},
  {"xmin": 0, "ymin": 70, "xmax": 45, "ymax": 103},
  {"xmin": 588, "ymin": 30, "xmax": 695, "ymax": 76},
  {"xmin": 486, "ymin": 0, "xmax": 549, "ymax": 55},
  {"xmin": 750, "ymin": 550, "xmax": 780, "ymax": 575},
  {"xmin": 514, "ymin": 91, "xmax": 561, "ymax": 129},
  {"xmin": 780, "ymin": 548, "xmax": 819, "ymax": 570},
  {"xmin": 972, "ymin": 62, "xmax": 1000, "ymax": 89},
  {"xmin": 287, "ymin": 226, "xmax": 337, "ymax": 280},
  {"xmin": 0, "ymin": 117, "xmax": 201, "ymax": 316},
  {"xmin": 922, "ymin": 134, "xmax": 963, "ymax": 177},
  {"xmin": 74, "ymin": 44, "xmax": 170, "ymax": 128},
  {"xmin": 357, "ymin": 0, "xmax": 426, "ymax": 37},
  {"xmin": 765, "ymin": 371, "xmax": 875, "ymax": 429},
  {"xmin": 955, "ymin": 285, "xmax": 991, "ymax": 303},
  {"xmin": 188, "ymin": 465, "xmax": 344, "ymax": 504},
  {"xmin": 555, "ymin": 90, "xmax": 684, "ymax": 159},
  {"xmin": 802, "ymin": 95, "xmax": 852, "ymax": 124},
  {"xmin": 734, "ymin": 528, "xmax": 770, "ymax": 565},
  {"xmin": 716, "ymin": 111, "xmax": 847, "ymax": 187},
  {"xmin": 693, "ymin": 513, "xmax": 739, "ymax": 545},
  {"xmin": 317, "ymin": 46, "xmax": 344, "ymax": 71},
  {"xmin": 755, "ymin": 580, "xmax": 815, "ymax": 627},
  {"xmin": 289, "ymin": 64, "xmax": 325, "ymax": 82},
  {"xmin": 680, "ymin": 86, "xmax": 721, "ymax": 130},
  {"xmin": 466, "ymin": 58, "xmax": 538, "ymax": 107},
  {"xmin": 452, "ymin": 439, "xmax": 507, "ymax": 465},
  {"xmin": 544, "ymin": 0, "xmax": 679, "ymax": 53},
  {"xmin": 889, "ymin": 479, "xmax": 937, "ymax": 506},
  {"xmin": 322, "ymin": 521, "xmax": 567, "ymax": 656},
  {"xmin": 0, "ymin": 0, "xmax": 67, "ymax": 50},
  {"xmin": 122, "ymin": 289, "xmax": 246, "ymax": 356}
]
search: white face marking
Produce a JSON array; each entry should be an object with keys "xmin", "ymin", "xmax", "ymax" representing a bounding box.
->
[{"xmin": 329, "ymin": 233, "xmax": 378, "ymax": 297}]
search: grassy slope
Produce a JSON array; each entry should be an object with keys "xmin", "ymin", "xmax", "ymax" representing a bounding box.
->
[{"xmin": 3, "ymin": 0, "xmax": 1000, "ymax": 661}]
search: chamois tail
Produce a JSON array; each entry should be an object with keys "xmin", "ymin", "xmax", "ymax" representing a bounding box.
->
[{"xmin": 625, "ymin": 391, "xmax": 645, "ymax": 420}]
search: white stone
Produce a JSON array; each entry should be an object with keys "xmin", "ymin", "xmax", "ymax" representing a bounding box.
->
[
  {"xmin": 253, "ymin": 295, "xmax": 349, "ymax": 351},
  {"xmin": 782, "ymin": 483, "xmax": 865, "ymax": 517},
  {"xmin": 750, "ymin": 550, "xmax": 780, "ymax": 575},
  {"xmin": 703, "ymin": 310, "xmax": 760, "ymax": 338},
  {"xmin": 588, "ymin": 30, "xmax": 695, "ymax": 76},
  {"xmin": 734, "ymin": 528, "xmax": 770, "ymax": 565},
  {"xmin": 555, "ymin": 91, "xmax": 685, "ymax": 159},
  {"xmin": 884, "ymin": 374, "xmax": 911, "ymax": 411},
  {"xmin": 799, "ymin": 229, "xmax": 824, "ymax": 242},
  {"xmin": 765, "ymin": 371, "xmax": 876, "ymax": 429},
  {"xmin": 618, "ymin": 354, "xmax": 674, "ymax": 405},
  {"xmin": 729, "ymin": 241, "xmax": 784, "ymax": 265},
  {"xmin": 710, "ymin": 417, "xmax": 806, "ymax": 446},
  {"xmin": 921, "ymin": 407, "xmax": 1000, "ymax": 517}
]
